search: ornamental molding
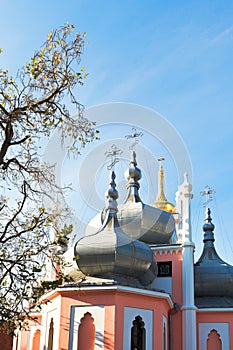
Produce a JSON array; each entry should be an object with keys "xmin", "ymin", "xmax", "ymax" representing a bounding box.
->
[{"xmin": 151, "ymin": 244, "xmax": 182, "ymax": 256}]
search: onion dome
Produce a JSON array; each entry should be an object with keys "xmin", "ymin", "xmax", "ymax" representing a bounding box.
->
[
  {"xmin": 153, "ymin": 164, "xmax": 176, "ymax": 214},
  {"xmin": 74, "ymin": 171, "xmax": 157, "ymax": 286},
  {"xmin": 194, "ymin": 208, "xmax": 233, "ymax": 308},
  {"xmin": 117, "ymin": 152, "xmax": 175, "ymax": 244}
]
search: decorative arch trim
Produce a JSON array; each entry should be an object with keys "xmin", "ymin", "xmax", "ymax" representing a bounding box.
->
[{"xmin": 198, "ymin": 323, "xmax": 229, "ymax": 350}]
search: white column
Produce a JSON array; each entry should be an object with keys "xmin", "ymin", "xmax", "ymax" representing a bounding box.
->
[
  {"xmin": 176, "ymin": 173, "xmax": 197, "ymax": 350},
  {"xmin": 181, "ymin": 241, "xmax": 197, "ymax": 350}
]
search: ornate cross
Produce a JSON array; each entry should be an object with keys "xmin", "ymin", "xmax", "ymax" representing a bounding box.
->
[
  {"xmin": 105, "ymin": 144, "xmax": 123, "ymax": 170},
  {"xmin": 200, "ymin": 185, "xmax": 216, "ymax": 208},
  {"xmin": 125, "ymin": 127, "xmax": 143, "ymax": 150}
]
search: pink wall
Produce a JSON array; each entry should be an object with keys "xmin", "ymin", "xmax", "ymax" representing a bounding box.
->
[
  {"xmin": 59, "ymin": 288, "xmax": 171, "ymax": 350},
  {"xmin": 155, "ymin": 250, "xmax": 183, "ymax": 350}
]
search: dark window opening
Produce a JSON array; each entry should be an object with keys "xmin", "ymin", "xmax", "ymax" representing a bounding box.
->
[
  {"xmin": 157, "ymin": 261, "xmax": 172, "ymax": 277},
  {"xmin": 48, "ymin": 318, "xmax": 54, "ymax": 350},
  {"xmin": 131, "ymin": 315, "xmax": 146, "ymax": 350}
]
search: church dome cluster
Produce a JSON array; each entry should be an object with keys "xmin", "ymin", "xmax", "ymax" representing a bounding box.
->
[
  {"xmin": 74, "ymin": 151, "xmax": 175, "ymax": 286},
  {"xmin": 14, "ymin": 137, "xmax": 233, "ymax": 350}
]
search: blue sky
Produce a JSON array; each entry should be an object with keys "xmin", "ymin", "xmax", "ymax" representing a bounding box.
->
[{"xmin": 1, "ymin": 1, "xmax": 233, "ymax": 262}]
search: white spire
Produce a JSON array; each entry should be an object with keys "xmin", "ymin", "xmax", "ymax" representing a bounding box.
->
[{"xmin": 175, "ymin": 172, "xmax": 193, "ymax": 243}]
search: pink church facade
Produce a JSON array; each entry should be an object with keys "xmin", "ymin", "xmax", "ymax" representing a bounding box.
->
[{"xmin": 10, "ymin": 154, "xmax": 233, "ymax": 350}]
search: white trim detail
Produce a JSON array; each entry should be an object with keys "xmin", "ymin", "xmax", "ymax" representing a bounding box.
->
[
  {"xmin": 43, "ymin": 285, "xmax": 173, "ymax": 308},
  {"xmin": 199, "ymin": 322, "xmax": 230, "ymax": 350},
  {"xmin": 44, "ymin": 308, "xmax": 60, "ymax": 350},
  {"xmin": 124, "ymin": 307, "xmax": 153, "ymax": 350},
  {"xmin": 42, "ymin": 294, "xmax": 61, "ymax": 350},
  {"xmin": 197, "ymin": 308, "xmax": 233, "ymax": 312},
  {"xmin": 69, "ymin": 305, "xmax": 105, "ymax": 350},
  {"xmin": 12, "ymin": 330, "xmax": 21, "ymax": 350},
  {"xmin": 151, "ymin": 245, "xmax": 182, "ymax": 256}
]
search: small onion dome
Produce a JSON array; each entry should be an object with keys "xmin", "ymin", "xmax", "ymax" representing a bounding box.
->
[
  {"xmin": 117, "ymin": 152, "xmax": 175, "ymax": 244},
  {"xmin": 75, "ymin": 171, "xmax": 157, "ymax": 286},
  {"xmin": 153, "ymin": 164, "xmax": 176, "ymax": 214},
  {"xmin": 124, "ymin": 150, "xmax": 142, "ymax": 202},
  {"xmin": 194, "ymin": 208, "xmax": 233, "ymax": 307}
]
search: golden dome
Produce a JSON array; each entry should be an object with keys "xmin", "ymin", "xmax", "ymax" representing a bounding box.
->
[{"xmin": 155, "ymin": 201, "xmax": 176, "ymax": 213}]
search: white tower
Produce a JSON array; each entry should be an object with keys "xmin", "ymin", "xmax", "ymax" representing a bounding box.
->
[{"xmin": 176, "ymin": 173, "xmax": 197, "ymax": 350}]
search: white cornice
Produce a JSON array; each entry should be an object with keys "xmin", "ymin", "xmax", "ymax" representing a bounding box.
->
[
  {"xmin": 197, "ymin": 308, "xmax": 233, "ymax": 312},
  {"xmin": 42, "ymin": 284, "xmax": 173, "ymax": 308}
]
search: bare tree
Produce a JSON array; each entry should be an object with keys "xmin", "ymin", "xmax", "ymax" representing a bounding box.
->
[{"xmin": 0, "ymin": 23, "xmax": 97, "ymax": 332}]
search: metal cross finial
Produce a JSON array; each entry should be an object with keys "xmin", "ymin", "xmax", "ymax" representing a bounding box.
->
[
  {"xmin": 105, "ymin": 144, "xmax": 123, "ymax": 170},
  {"xmin": 200, "ymin": 185, "xmax": 216, "ymax": 208},
  {"xmin": 125, "ymin": 127, "xmax": 143, "ymax": 150}
]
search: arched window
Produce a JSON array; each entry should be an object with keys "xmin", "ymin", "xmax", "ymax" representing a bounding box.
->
[
  {"xmin": 207, "ymin": 329, "xmax": 222, "ymax": 350},
  {"xmin": 131, "ymin": 315, "xmax": 146, "ymax": 350},
  {"xmin": 32, "ymin": 329, "xmax": 41, "ymax": 350},
  {"xmin": 48, "ymin": 318, "xmax": 54, "ymax": 350},
  {"xmin": 78, "ymin": 312, "xmax": 95, "ymax": 350}
]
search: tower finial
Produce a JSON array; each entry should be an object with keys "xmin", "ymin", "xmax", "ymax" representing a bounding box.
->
[
  {"xmin": 155, "ymin": 159, "xmax": 167, "ymax": 204},
  {"xmin": 203, "ymin": 207, "xmax": 215, "ymax": 236},
  {"xmin": 154, "ymin": 159, "xmax": 175, "ymax": 213}
]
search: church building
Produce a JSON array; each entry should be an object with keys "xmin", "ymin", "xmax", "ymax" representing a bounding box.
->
[{"xmin": 11, "ymin": 150, "xmax": 233, "ymax": 350}]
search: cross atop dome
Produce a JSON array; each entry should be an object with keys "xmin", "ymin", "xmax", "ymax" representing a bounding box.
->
[{"xmin": 200, "ymin": 185, "xmax": 216, "ymax": 208}]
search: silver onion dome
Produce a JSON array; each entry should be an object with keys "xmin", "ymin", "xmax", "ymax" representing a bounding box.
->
[
  {"xmin": 74, "ymin": 171, "xmax": 157, "ymax": 286},
  {"xmin": 194, "ymin": 208, "xmax": 233, "ymax": 307},
  {"xmin": 117, "ymin": 151, "xmax": 175, "ymax": 244}
]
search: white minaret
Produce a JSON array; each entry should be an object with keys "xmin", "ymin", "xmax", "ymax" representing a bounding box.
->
[{"xmin": 176, "ymin": 173, "xmax": 197, "ymax": 350}]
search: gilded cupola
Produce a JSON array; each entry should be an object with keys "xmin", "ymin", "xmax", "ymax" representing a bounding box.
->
[{"xmin": 153, "ymin": 162, "xmax": 176, "ymax": 214}]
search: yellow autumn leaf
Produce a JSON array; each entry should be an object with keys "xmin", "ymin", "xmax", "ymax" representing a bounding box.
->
[
  {"xmin": 81, "ymin": 66, "xmax": 85, "ymax": 72},
  {"xmin": 47, "ymin": 31, "xmax": 52, "ymax": 40}
]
